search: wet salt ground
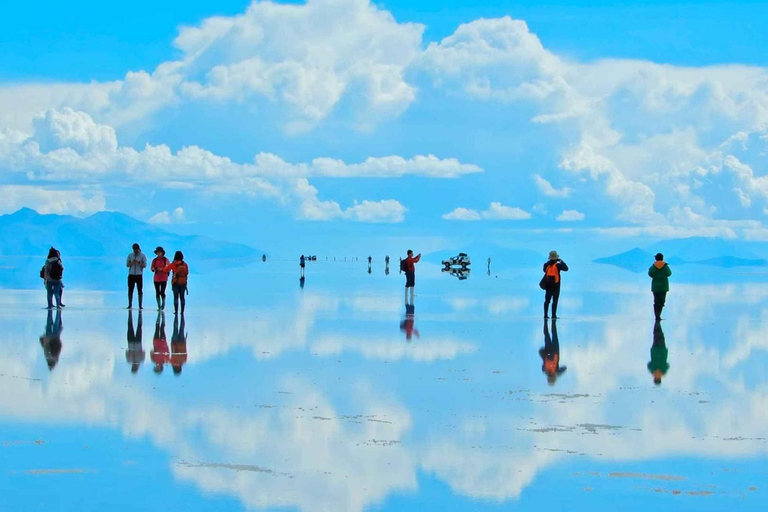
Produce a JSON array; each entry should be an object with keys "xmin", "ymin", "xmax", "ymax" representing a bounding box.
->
[{"xmin": 0, "ymin": 260, "xmax": 767, "ymax": 511}]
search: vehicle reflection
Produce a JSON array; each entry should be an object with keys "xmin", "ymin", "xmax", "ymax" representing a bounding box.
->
[{"xmin": 442, "ymin": 267, "xmax": 470, "ymax": 280}]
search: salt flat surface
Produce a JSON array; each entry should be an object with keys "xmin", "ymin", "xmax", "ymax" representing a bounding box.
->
[{"xmin": 1, "ymin": 260, "xmax": 766, "ymax": 511}]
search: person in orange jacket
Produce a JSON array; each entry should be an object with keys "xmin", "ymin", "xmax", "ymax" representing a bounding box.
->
[
  {"xmin": 170, "ymin": 314, "xmax": 188, "ymax": 376},
  {"xmin": 164, "ymin": 251, "xmax": 189, "ymax": 316}
]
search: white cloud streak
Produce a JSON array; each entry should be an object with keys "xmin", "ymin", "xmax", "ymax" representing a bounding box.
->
[{"xmin": 443, "ymin": 202, "xmax": 531, "ymax": 221}]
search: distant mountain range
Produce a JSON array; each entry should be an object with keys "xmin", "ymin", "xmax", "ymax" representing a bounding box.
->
[
  {"xmin": 0, "ymin": 208, "xmax": 261, "ymax": 289},
  {"xmin": 595, "ymin": 238, "xmax": 768, "ymax": 272}
]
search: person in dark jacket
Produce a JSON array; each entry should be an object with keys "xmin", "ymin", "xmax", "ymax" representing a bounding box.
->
[
  {"xmin": 542, "ymin": 251, "xmax": 569, "ymax": 319},
  {"xmin": 539, "ymin": 318, "xmax": 566, "ymax": 385},
  {"xmin": 126, "ymin": 310, "xmax": 144, "ymax": 374},
  {"xmin": 39, "ymin": 309, "xmax": 63, "ymax": 370},
  {"xmin": 648, "ymin": 319, "xmax": 669, "ymax": 385},
  {"xmin": 42, "ymin": 247, "xmax": 64, "ymax": 310},
  {"xmin": 648, "ymin": 253, "xmax": 672, "ymax": 320}
]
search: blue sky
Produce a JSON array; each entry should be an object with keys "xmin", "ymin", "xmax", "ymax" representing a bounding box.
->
[{"xmin": 1, "ymin": 0, "xmax": 768, "ymax": 252}]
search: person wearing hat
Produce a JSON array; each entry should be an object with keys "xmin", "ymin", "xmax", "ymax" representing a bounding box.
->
[
  {"xmin": 150, "ymin": 246, "xmax": 171, "ymax": 310},
  {"xmin": 126, "ymin": 243, "xmax": 147, "ymax": 309},
  {"xmin": 542, "ymin": 250, "xmax": 569, "ymax": 319}
]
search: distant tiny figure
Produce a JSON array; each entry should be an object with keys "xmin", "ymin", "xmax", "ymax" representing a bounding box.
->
[
  {"xmin": 368, "ymin": 256, "xmax": 372, "ymax": 264},
  {"xmin": 300, "ymin": 254, "xmax": 306, "ymax": 277},
  {"xmin": 126, "ymin": 243, "xmax": 147, "ymax": 309},
  {"xmin": 164, "ymin": 251, "xmax": 189, "ymax": 316},
  {"xmin": 170, "ymin": 314, "xmax": 188, "ymax": 376},
  {"xmin": 39, "ymin": 309, "xmax": 63, "ymax": 371},
  {"xmin": 150, "ymin": 247, "xmax": 170, "ymax": 310},
  {"xmin": 398, "ymin": 257, "xmax": 403, "ymax": 274},
  {"xmin": 300, "ymin": 276, "xmax": 305, "ymax": 289},
  {"xmin": 41, "ymin": 247, "xmax": 64, "ymax": 309},
  {"xmin": 648, "ymin": 319, "xmax": 669, "ymax": 385},
  {"xmin": 487, "ymin": 257, "xmax": 491, "ymax": 269},
  {"xmin": 262, "ymin": 254, "xmax": 267, "ymax": 262},
  {"xmin": 403, "ymin": 249, "xmax": 421, "ymax": 304},
  {"xmin": 648, "ymin": 253, "xmax": 672, "ymax": 321},
  {"xmin": 151, "ymin": 311, "xmax": 169, "ymax": 374},
  {"xmin": 385, "ymin": 255, "xmax": 390, "ymax": 265},
  {"xmin": 542, "ymin": 250, "xmax": 569, "ymax": 319},
  {"xmin": 539, "ymin": 319, "xmax": 566, "ymax": 385},
  {"xmin": 400, "ymin": 303, "xmax": 419, "ymax": 342},
  {"xmin": 126, "ymin": 310, "xmax": 145, "ymax": 374}
]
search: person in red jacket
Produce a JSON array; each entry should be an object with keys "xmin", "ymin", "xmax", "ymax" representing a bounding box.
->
[
  {"xmin": 151, "ymin": 311, "xmax": 169, "ymax": 374},
  {"xmin": 404, "ymin": 249, "xmax": 421, "ymax": 304},
  {"xmin": 150, "ymin": 246, "xmax": 170, "ymax": 310}
]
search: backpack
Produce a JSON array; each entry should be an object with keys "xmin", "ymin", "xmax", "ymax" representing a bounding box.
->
[
  {"xmin": 400, "ymin": 258, "xmax": 408, "ymax": 273},
  {"xmin": 172, "ymin": 262, "xmax": 189, "ymax": 286},
  {"xmin": 49, "ymin": 260, "xmax": 64, "ymax": 280},
  {"xmin": 40, "ymin": 266, "xmax": 45, "ymax": 279},
  {"xmin": 544, "ymin": 262, "xmax": 560, "ymax": 286}
]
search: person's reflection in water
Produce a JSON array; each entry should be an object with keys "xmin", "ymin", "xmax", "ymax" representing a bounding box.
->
[
  {"xmin": 648, "ymin": 320, "xmax": 669, "ymax": 385},
  {"xmin": 151, "ymin": 311, "xmax": 169, "ymax": 374},
  {"xmin": 125, "ymin": 310, "xmax": 145, "ymax": 374},
  {"xmin": 171, "ymin": 314, "xmax": 188, "ymax": 376},
  {"xmin": 299, "ymin": 276, "xmax": 305, "ymax": 289},
  {"xmin": 400, "ymin": 304, "xmax": 419, "ymax": 342},
  {"xmin": 39, "ymin": 309, "xmax": 63, "ymax": 371},
  {"xmin": 539, "ymin": 319, "xmax": 566, "ymax": 385}
]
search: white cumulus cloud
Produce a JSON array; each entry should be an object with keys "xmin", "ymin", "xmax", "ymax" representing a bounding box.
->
[
  {"xmin": 556, "ymin": 209, "xmax": 585, "ymax": 221},
  {"xmin": 148, "ymin": 207, "xmax": 186, "ymax": 225},
  {"xmin": 443, "ymin": 202, "xmax": 531, "ymax": 221}
]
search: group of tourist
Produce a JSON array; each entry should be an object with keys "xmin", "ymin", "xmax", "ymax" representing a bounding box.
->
[{"xmin": 41, "ymin": 243, "xmax": 190, "ymax": 315}]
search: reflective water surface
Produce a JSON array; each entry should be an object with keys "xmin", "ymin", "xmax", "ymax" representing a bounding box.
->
[{"xmin": 1, "ymin": 260, "xmax": 766, "ymax": 511}]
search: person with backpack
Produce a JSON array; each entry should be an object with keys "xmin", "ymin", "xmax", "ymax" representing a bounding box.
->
[
  {"xmin": 42, "ymin": 247, "xmax": 64, "ymax": 309},
  {"xmin": 539, "ymin": 319, "xmax": 566, "ymax": 385},
  {"xmin": 39, "ymin": 308, "xmax": 63, "ymax": 370},
  {"xmin": 648, "ymin": 253, "xmax": 672, "ymax": 320},
  {"xmin": 150, "ymin": 246, "xmax": 170, "ymax": 310},
  {"xmin": 170, "ymin": 314, "xmax": 188, "ymax": 376},
  {"xmin": 542, "ymin": 250, "xmax": 568, "ymax": 319},
  {"xmin": 126, "ymin": 243, "xmax": 147, "ymax": 309},
  {"xmin": 164, "ymin": 251, "xmax": 189, "ymax": 315},
  {"xmin": 403, "ymin": 250, "xmax": 421, "ymax": 304}
]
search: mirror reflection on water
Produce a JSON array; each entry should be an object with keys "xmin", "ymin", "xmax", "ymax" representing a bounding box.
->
[{"xmin": 1, "ymin": 260, "xmax": 766, "ymax": 511}]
